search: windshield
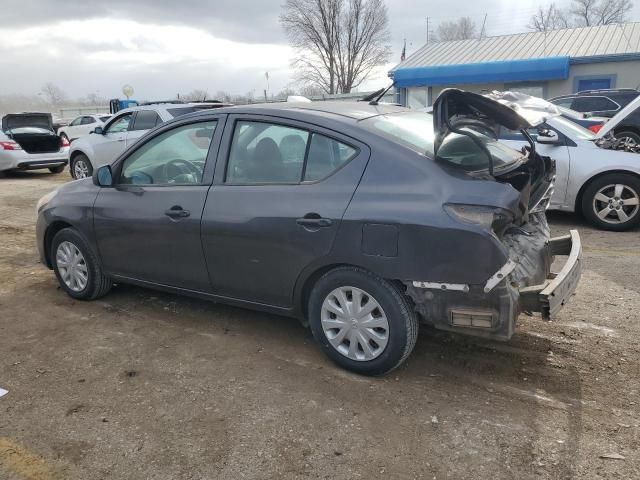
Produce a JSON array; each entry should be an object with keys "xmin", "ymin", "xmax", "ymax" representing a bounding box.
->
[
  {"xmin": 551, "ymin": 116, "xmax": 595, "ymax": 140},
  {"xmin": 361, "ymin": 111, "xmax": 524, "ymax": 172}
]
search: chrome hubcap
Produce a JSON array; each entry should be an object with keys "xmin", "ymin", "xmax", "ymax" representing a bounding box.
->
[
  {"xmin": 593, "ymin": 183, "xmax": 640, "ymax": 224},
  {"xmin": 74, "ymin": 159, "xmax": 90, "ymax": 179},
  {"xmin": 56, "ymin": 241, "xmax": 88, "ymax": 292},
  {"xmin": 321, "ymin": 286, "xmax": 389, "ymax": 361}
]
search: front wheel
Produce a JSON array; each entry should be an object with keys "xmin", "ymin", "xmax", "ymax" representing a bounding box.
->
[
  {"xmin": 308, "ymin": 266, "xmax": 418, "ymax": 376},
  {"xmin": 582, "ymin": 173, "xmax": 640, "ymax": 231},
  {"xmin": 615, "ymin": 130, "xmax": 640, "ymax": 148},
  {"xmin": 51, "ymin": 228, "xmax": 112, "ymax": 300},
  {"xmin": 71, "ymin": 154, "xmax": 93, "ymax": 179}
]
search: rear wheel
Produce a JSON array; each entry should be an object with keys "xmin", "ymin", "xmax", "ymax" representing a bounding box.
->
[
  {"xmin": 51, "ymin": 228, "xmax": 112, "ymax": 300},
  {"xmin": 582, "ymin": 173, "xmax": 640, "ymax": 231},
  {"xmin": 308, "ymin": 266, "xmax": 418, "ymax": 375},
  {"xmin": 71, "ymin": 154, "xmax": 92, "ymax": 179},
  {"xmin": 49, "ymin": 165, "xmax": 65, "ymax": 174}
]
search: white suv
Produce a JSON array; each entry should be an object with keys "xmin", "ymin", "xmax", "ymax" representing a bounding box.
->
[{"xmin": 68, "ymin": 102, "xmax": 229, "ymax": 179}]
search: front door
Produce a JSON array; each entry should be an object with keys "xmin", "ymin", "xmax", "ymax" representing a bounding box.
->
[
  {"xmin": 93, "ymin": 112, "xmax": 133, "ymax": 168},
  {"xmin": 202, "ymin": 115, "xmax": 369, "ymax": 307},
  {"xmin": 94, "ymin": 118, "xmax": 222, "ymax": 291}
]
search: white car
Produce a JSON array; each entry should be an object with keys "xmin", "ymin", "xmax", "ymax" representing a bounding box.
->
[
  {"xmin": 500, "ymin": 115, "xmax": 640, "ymax": 231},
  {"xmin": 68, "ymin": 102, "xmax": 230, "ymax": 179},
  {"xmin": 0, "ymin": 113, "xmax": 69, "ymax": 174},
  {"xmin": 57, "ymin": 114, "xmax": 112, "ymax": 143}
]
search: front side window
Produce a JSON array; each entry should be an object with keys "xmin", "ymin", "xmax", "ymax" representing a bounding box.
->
[
  {"xmin": 226, "ymin": 120, "xmax": 356, "ymax": 184},
  {"xmin": 70, "ymin": 117, "xmax": 83, "ymax": 126},
  {"xmin": 105, "ymin": 114, "xmax": 132, "ymax": 134},
  {"xmin": 81, "ymin": 116, "xmax": 95, "ymax": 125},
  {"xmin": 120, "ymin": 121, "xmax": 216, "ymax": 185}
]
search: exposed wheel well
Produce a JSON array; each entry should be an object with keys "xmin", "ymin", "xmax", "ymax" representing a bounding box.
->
[
  {"xmin": 575, "ymin": 170, "xmax": 640, "ymax": 215},
  {"xmin": 69, "ymin": 150, "xmax": 89, "ymax": 163},
  {"xmin": 43, "ymin": 221, "xmax": 73, "ymax": 268}
]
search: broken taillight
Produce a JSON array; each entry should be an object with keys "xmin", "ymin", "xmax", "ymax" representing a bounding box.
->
[
  {"xmin": 0, "ymin": 141, "xmax": 22, "ymax": 151},
  {"xmin": 588, "ymin": 124, "xmax": 604, "ymax": 134}
]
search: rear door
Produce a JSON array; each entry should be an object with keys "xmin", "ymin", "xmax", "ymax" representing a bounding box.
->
[
  {"xmin": 94, "ymin": 116, "xmax": 224, "ymax": 291},
  {"xmin": 93, "ymin": 112, "xmax": 133, "ymax": 167},
  {"xmin": 202, "ymin": 115, "xmax": 370, "ymax": 307}
]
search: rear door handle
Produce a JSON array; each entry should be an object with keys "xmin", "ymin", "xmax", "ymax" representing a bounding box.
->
[
  {"xmin": 296, "ymin": 216, "xmax": 332, "ymax": 228},
  {"xmin": 165, "ymin": 206, "xmax": 190, "ymax": 218}
]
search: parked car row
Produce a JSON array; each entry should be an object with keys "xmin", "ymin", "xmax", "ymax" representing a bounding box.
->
[{"xmin": 36, "ymin": 89, "xmax": 581, "ymax": 375}]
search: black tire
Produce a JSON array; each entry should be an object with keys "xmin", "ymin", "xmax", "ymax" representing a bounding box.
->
[
  {"xmin": 615, "ymin": 130, "xmax": 640, "ymax": 145},
  {"xmin": 49, "ymin": 165, "xmax": 65, "ymax": 174},
  {"xmin": 308, "ymin": 266, "xmax": 418, "ymax": 376},
  {"xmin": 582, "ymin": 173, "xmax": 640, "ymax": 231},
  {"xmin": 70, "ymin": 153, "xmax": 93, "ymax": 180},
  {"xmin": 51, "ymin": 228, "xmax": 112, "ymax": 300}
]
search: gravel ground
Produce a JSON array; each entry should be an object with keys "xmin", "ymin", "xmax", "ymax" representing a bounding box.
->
[{"xmin": 0, "ymin": 170, "xmax": 638, "ymax": 480}]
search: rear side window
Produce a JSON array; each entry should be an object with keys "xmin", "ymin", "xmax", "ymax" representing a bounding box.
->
[
  {"xmin": 225, "ymin": 120, "xmax": 356, "ymax": 184},
  {"xmin": 551, "ymin": 98, "xmax": 574, "ymax": 109},
  {"xmin": 304, "ymin": 134, "xmax": 357, "ymax": 181},
  {"xmin": 167, "ymin": 107, "xmax": 198, "ymax": 118},
  {"xmin": 81, "ymin": 116, "xmax": 95, "ymax": 125},
  {"xmin": 131, "ymin": 110, "xmax": 162, "ymax": 131},
  {"xmin": 572, "ymin": 96, "xmax": 618, "ymax": 112}
]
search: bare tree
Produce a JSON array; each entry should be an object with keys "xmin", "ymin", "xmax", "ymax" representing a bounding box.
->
[
  {"xmin": 280, "ymin": 0, "xmax": 391, "ymax": 94},
  {"xmin": 214, "ymin": 91, "xmax": 233, "ymax": 103},
  {"xmin": 530, "ymin": 0, "xmax": 632, "ymax": 31},
  {"xmin": 180, "ymin": 89, "xmax": 209, "ymax": 102},
  {"xmin": 433, "ymin": 17, "xmax": 478, "ymax": 42},
  {"xmin": 40, "ymin": 83, "xmax": 67, "ymax": 106},
  {"xmin": 594, "ymin": 0, "xmax": 633, "ymax": 25},
  {"xmin": 528, "ymin": 4, "xmax": 571, "ymax": 31}
]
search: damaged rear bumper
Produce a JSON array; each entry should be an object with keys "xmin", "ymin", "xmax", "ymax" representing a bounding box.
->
[
  {"xmin": 405, "ymin": 229, "xmax": 582, "ymax": 341},
  {"xmin": 519, "ymin": 230, "xmax": 582, "ymax": 319}
]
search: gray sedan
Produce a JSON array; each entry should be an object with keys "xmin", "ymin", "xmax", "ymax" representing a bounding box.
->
[{"xmin": 36, "ymin": 90, "xmax": 581, "ymax": 375}]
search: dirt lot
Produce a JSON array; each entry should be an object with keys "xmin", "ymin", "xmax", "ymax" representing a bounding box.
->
[{"xmin": 0, "ymin": 171, "xmax": 638, "ymax": 480}]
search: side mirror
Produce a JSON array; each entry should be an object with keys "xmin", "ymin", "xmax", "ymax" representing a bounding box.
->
[
  {"xmin": 536, "ymin": 129, "xmax": 560, "ymax": 145},
  {"xmin": 94, "ymin": 165, "xmax": 113, "ymax": 187},
  {"xmin": 93, "ymin": 126, "xmax": 104, "ymax": 135}
]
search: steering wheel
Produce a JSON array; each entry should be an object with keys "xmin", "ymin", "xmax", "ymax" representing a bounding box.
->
[{"xmin": 162, "ymin": 158, "xmax": 201, "ymax": 183}]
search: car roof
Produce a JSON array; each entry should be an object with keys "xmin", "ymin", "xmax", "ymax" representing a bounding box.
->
[
  {"xmin": 551, "ymin": 89, "xmax": 639, "ymax": 100},
  {"xmin": 181, "ymin": 101, "xmax": 409, "ymax": 123}
]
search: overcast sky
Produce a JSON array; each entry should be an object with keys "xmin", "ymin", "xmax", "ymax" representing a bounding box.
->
[{"xmin": 1, "ymin": 0, "xmax": 639, "ymax": 100}]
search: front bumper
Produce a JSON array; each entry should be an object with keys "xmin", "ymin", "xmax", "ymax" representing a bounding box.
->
[{"xmin": 519, "ymin": 230, "xmax": 582, "ymax": 319}]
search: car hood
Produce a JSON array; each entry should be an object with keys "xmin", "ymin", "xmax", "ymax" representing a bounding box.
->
[
  {"xmin": 595, "ymin": 94, "xmax": 640, "ymax": 139},
  {"xmin": 432, "ymin": 89, "xmax": 560, "ymax": 154},
  {"xmin": 2, "ymin": 113, "xmax": 54, "ymax": 132}
]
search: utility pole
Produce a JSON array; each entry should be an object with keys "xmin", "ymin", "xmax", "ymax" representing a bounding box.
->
[
  {"xmin": 426, "ymin": 17, "xmax": 430, "ymax": 44},
  {"xmin": 479, "ymin": 13, "xmax": 487, "ymax": 39}
]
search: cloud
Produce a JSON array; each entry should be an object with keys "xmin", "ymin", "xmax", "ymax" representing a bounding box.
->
[
  {"xmin": 0, "ymin": 0, "xmax": 285, "ymax": 44},
  {"xmin": 0, "ymin": 18, "xmax": 293, "ymax": 99}
]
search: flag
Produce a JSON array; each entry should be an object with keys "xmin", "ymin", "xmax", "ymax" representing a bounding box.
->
[{"xmin": 400, "ymin": 40, "xmax": 406, "ymax": 62}]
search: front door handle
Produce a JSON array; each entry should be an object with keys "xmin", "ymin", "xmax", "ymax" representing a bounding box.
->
[
  {"xmin": 165, "ymin": 206, "xmax": 190, "ymax": 218},
  {"xmin": 296, "ymin": 215, "xmax": 332, "ymax": 228}
]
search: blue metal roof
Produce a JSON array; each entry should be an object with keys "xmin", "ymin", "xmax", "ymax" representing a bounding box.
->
[{"xmin": 393, "ymin": 56, "xmax": 570, "ymax": 88}]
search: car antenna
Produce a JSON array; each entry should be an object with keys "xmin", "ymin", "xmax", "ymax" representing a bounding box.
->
[{"xmin": 368, "ymin": 84, "xmax": 394, "ymax": 106}]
